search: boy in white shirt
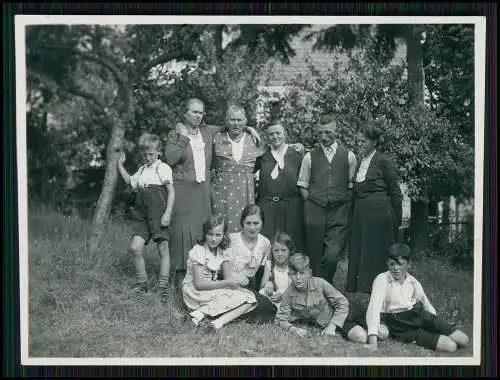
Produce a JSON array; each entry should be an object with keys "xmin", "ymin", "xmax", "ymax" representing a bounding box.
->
[
  {"xmin": 118, "ymin": 133, "xmax": 175, "ymax": 300},
  {"xmin": 364, "ymin": 243, "xmax": 469, "ymax": 352}
]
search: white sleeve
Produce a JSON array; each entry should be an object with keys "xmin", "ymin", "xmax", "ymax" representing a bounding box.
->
[
  {"xmin": 366, "ymin": 274, "xmax": 387, "ymax": 336},
  {"xmin": 348, "ymin": 151, "xmax": 357, "ymax": 183},
  {"xmin": 297, "ymin": 152, "xmax": 311, "ymax": 189},
  {"xmin": 158, "ymin": 162, "xmax": 173, "ymax": 184},
  {"xmin": 415, "ymin": 280, "xmax": 437, "ymax": 315},
  {"xmin": 129, "ymin": 168, "xmax": 142, "ymax": 189},
  {"xmin": 188, "ymin": 245, "xmax": 206, "ymax": 266}
]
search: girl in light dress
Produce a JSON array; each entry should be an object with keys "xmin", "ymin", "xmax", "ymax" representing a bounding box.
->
[
  {"xmin": 259, "ymin": 231, "xmax": 294, "ymax": 307},
  {"xmin": 182, "ymin": 215, "xmax": 257, "ymax": 331}
]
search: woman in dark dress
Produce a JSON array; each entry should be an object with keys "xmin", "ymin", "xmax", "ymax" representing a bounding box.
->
[
  {"xmin": 345, "ymin": 123, "xmax": 403, "ymax": 293},
  {"xmin": 255, "ymin": 122, "xmax": 306, "ymax": 252}
]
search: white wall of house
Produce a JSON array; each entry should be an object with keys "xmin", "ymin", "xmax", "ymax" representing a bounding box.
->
[{"xmin": 255, "ymin": 85, "xmax": 290, "ymax": 125}]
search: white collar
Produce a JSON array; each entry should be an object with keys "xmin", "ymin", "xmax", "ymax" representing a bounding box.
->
[
  {"xmin": 321, "ymin": 141, "xmax": 337, "ymax": 151},
  {"xmin": 362, "ymin": 149, "xmax": 377, "ymax": 161},
  {"xmin": 271, "ymin": 143, "xmax": 288, "ymax": 155}
]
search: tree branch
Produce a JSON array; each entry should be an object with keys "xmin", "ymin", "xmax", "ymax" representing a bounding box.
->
[
  {"xmin": 142, "ymin": 51, "xmax": 198, "ymax": 73},
  {"xmin": 41, "ymin": 45, "xmax": 131, "ymax": 109},
  {"xmin": 28, "ymin": 69, "xmax": 108, "ymax": 113},
  {"xmin": 65, "ymin": 85, "xmax": 108, "ymax": 113}
]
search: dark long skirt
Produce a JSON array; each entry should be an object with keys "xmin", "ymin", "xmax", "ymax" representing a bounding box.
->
[
  {"xmin": 258, "ymin": 195, "xmax": 305, "ymax": 252},
  {"xmin": 346, "ymin": 193, "xmax": 398, "ymax": 293},
  {"xmin": 240, "ymin": 266, "xmax": 277, "ymax": 323},
  {"xmin": 169, "ymin": 180, "xmax": 212, "ymax": 272}
]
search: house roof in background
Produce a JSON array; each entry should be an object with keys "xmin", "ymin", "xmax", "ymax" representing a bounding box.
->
[{"xmin": 261, "ymin": 26, "xmax": 406, "ymax": 87}]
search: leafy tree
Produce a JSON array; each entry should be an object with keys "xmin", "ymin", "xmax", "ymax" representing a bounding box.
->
[
  {"xmin": 279, "ymin": 37, "xmax": 469, "ymax": 255},
  {"xmin": 422, "ymin": 24, "xmax": 475, "ymax": 200},
  {"xmin": 26, "ymin": 23, "xmax": 307, "ymax": 253},
  {"xmin": 301, "ymin": 24, "xmax": 446, "ymax": 255}
]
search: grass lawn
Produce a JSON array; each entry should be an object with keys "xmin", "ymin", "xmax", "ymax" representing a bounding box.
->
[{"xmin": 27, "ymin": 204, "xmax": 474, "ymax": 359}]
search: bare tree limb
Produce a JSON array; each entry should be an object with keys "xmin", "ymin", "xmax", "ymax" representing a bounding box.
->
[
  {"xmin": 40, "ymin": 45, "xmax": 131, "ymax": 109},
  {"xmin": 65, "ymin": 85, "xmax": 108, "ymax": 112},
  {"xmin": 142, "ymin": 51, "xmax": 198, "ymax": 73},
  {"xmin": 28, "ymin": 69, "xmax": 108, "ymax": 113}
]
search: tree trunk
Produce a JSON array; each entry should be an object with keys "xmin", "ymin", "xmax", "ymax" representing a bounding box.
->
[
  {"xmin": 88, "ymin": 113, "xmax": 126, "ymax": 254},
  {"xmin": 39, "ymin": 111, "xmax": 50, "ymax": 204},
  {"xmin": 214, "ymin": 25, "xmax": 224, "ymax": 62},
  {"xmin": 406, "ymin": 25, "xmax": 430, "ymax": 255},
  {"xmin": 441, "ymin": 196, "xmax": 451, "ymax": 245}
]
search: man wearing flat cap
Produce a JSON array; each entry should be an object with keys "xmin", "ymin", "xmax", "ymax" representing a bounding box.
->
[{"xmin": 297, "ymin": 114, "xmax": 357, "ymax": 284}]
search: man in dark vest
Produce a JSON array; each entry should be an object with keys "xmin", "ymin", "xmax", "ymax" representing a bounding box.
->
[{"xmin": 297, "ymin": 115, "xmax": 357, "ymax": 284}]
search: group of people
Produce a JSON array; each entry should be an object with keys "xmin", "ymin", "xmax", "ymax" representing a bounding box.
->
[{"xmin": 116, "ymin": 97, "xmax": 469, "ymax": 353}]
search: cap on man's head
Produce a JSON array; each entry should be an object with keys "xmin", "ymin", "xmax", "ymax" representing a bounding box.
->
[
  {"xmin": 387, "ymin": 243, "xmax": 412, "ymax": 262},
  {"xmin": 316, "ymin": 114, "xmax": 337, "ymax": 132}
]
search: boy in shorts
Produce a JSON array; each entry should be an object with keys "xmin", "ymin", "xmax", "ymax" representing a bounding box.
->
[
  {"xmin": 118, "ymin": 133, "xmax": 175, "ymax": 300},
  {"xmin": 364, "ymin": 243, "xmax": 469, "ymax": 352}
]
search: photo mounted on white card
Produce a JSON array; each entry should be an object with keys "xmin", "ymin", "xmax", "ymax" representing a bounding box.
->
[{"xmin": 15, "ymin": 14, "xmax": 486, "ymax": 366}]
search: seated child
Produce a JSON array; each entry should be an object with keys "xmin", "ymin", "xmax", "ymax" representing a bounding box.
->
[
  {"xmin": 259, "ymin": 232, "xmax": 294, "ymax": 307},
  {"xmin": 275, "ymin": 252, "xmax": 369, "ymax": 342},
  {"xmin": 364, "ymin": 243, "xmax": 470, "ymax": 352},
  {"xmin": 117, "ymin": 133, "xmax": 175, "ymax": 300},
  {"xmin": 182, "ymin": 215, "xmax": 257, "ymax": 331}
]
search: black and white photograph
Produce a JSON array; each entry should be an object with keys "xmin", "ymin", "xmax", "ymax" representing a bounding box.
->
[{"xmin": 16, "ymin": 15, "xmax": 485, "ymax": 366}]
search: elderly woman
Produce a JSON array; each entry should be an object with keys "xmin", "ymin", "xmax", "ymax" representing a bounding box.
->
[
  {"xmin": 164, "ymin": 99, "xmax": 260, "ymax": 287},
  {"xmin": 255, "ymin": 121, "xmax": 305, "ymax": 252},
  {"xmin": 345, "ymin": 122, "xmax": 403, "ymax": 293},
  {"xmin": 211, "ymin": 105, "xmax": 267, "ymax": 233}
]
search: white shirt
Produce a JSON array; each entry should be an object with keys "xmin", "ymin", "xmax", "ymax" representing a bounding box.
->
[
  {"xmin": 355, "ymin": 149, "xmax": 377, "ymax": 183},
  {"xmin": 270, "ymin": 144, "xmax": 289, "ymax": 179},
  {"xmin": 177, "ymin": 123, "xmax": 206, "ymax": 183},
  {"xmin": 228, "ymin": 133, "xmax": 246, "ymax": 163},
  {"xmin": 188, "ymin": 129, "xmax": 206, "ymax": 183},
  {"xmin": 272, "ymin": 266, "xmax": 291, "ymax": 293},
  {"xmin": 297, "ymin": 142, "xmax": 357, "ymax": 189},
  {"xmin": 130, "ymin": 160, "xmax": 173, "ymax": 189},
  {"xmin": 365, "ymin": 271, "xmax": 437, "ymax": 336}
]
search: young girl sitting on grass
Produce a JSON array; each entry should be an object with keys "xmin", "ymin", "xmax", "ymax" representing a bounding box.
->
[
  {"xmin": 259, "ymin": 231, "xmax": 294, "ymax": 307},
  {"xmin": 364, "ymin": 243, "xmax": 470, "ymax": 352},
  {"xmin": 182, "ymin": 215, "xmax": 257, "ymax": 331}
]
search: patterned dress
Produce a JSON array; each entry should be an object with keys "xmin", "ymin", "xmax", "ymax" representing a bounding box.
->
[
  {"xmin": 223, "ymin": 232, "xmax": 278, "ymax": 322},
  {"xmin": 182, "ymin": 244, "xmax": 256, "ymax": 317},
  {"xmin": 211, "ymin": 131, "xmax": 266, "ymax": 233}
]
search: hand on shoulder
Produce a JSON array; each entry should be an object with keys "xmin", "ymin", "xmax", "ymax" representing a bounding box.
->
[{"xmin": 167, "ymin": 127, "xmax": 190, "ymax": 146}]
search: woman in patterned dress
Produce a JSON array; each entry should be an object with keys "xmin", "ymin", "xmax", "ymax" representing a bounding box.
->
[{"xmin": 211, "ymin": 105, "xmax": 266, "ymax": 233}]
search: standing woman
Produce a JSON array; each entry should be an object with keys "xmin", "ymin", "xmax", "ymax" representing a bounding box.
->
[
  {"xmin": 255, "ymin": 121, "xmax": 305, "ymax": 252},
  {"xmin": 164, "ymin": 99, "xmax": 260, "ymax": 287},
  {"xmin": 345, "ymin": 122, "xmax": 403, "ymax": 293},
  {"xmin": 211, "ymin": 105, "xmax": 266, "ymax": 233}
]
